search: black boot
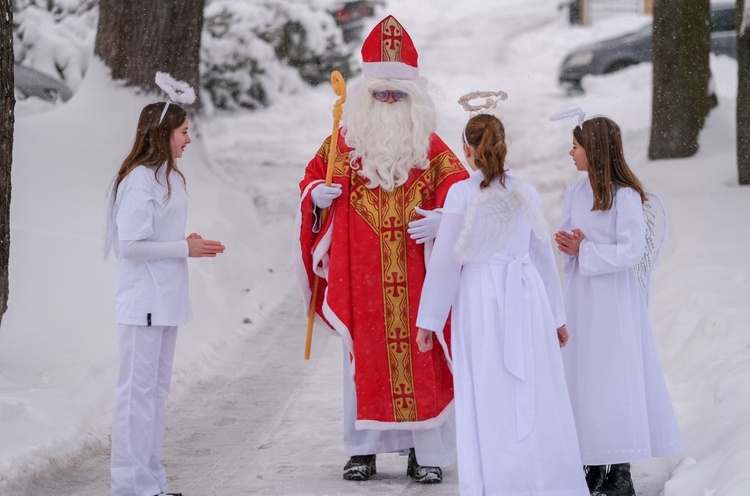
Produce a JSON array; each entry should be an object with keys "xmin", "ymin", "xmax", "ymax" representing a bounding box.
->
[
  {"xmin": 406, "ymin": 448, "xmax": 442, "ymax": 484},
  {"xmin": 591, "ymin": 463, "xmax": 635, "ymax": 496},
  {"xmin": 343, "ymin": 454, "xmax": 377, "ymax": 481},
  {"xmin": 584, "ymin": 465, "xmax": 607, "ymax": 493}
]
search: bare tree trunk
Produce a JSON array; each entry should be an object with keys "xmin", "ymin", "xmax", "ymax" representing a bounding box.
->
[
  {"xmin": 94, "ymin": 0, "xmax": 205, "ymax": 107},
  {"xmin": 649, "ymin": 0, "xmax": 711, "ymax": 159},
  {"xmin": 738, "ymin": 0, "xmax": 750, "ymax": 184},
  {"xmin": 0, "ymin": 0, "xmax": 14, "ymax": 327}
]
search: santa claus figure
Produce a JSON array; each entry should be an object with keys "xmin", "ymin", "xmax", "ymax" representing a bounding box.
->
[{"xmin": 294, "ymin": 15, "xmax": 469, "ymax": 484}]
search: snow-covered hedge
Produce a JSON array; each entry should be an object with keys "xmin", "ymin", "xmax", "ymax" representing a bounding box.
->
[
  {"xmin": 12, "ymin": 0, "xmax": 361, "ymax": 110},
  {"xmin": 202, "ymin": 1, "xmax": 358, "ymax": 111},
  {"xmin": 12, "ymin": 0, "xmax": 97, "ymax": 91}
]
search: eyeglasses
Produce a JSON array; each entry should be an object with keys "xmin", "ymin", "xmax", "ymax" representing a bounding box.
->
[{"xmin": 372, "ymin": 90, "xmax": 408, "ymax": 102}]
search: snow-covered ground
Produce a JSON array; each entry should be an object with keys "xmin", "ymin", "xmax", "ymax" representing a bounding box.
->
[{"xmin": 2, "ymin": 0, "xmax": 750, "ymax": 494}]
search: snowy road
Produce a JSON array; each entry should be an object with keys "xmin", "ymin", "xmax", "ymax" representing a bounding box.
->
[{"xmin": 15, "ymin": 290, "xmax": 467, "ymax": 496}]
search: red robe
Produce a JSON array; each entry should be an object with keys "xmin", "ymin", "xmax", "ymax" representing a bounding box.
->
[{"xmin": 296, "ymin": 132, "xmax": 469, "ymax": 429}]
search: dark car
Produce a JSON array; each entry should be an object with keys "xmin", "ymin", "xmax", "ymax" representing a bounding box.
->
[
  {"xmin": 559, "ymin": 2, "xmax": 737, "ymax": 93},
  {"xmin": 14, "ymin": 63, "xmax": 73, "ymax": 103},
  {"xmin": 329, "ymin": 0, "xmax": 381, "ymax": 43}
]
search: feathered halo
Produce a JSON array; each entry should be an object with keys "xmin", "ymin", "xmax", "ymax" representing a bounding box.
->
[
  {"xmin": 458, "ymin": 90, "xmax": 508, "ymax": 113},
  {"xmin": 155, "ymin": 71, "xmax": 196, "ymax": 124},
  {"xmin": 549, "ymin": 107, "xmax": 586, "ymax": 127}
]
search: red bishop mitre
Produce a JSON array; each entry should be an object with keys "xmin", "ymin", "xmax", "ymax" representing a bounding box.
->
[{"xmin": 361, "ymin": 15, "xmax": 419, "ymax": 79}]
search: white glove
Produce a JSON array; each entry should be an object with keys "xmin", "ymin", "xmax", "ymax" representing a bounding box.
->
[
  {"xmin": 408, "ymin": 207, "xmax": 442, "ymax": 244},
  {"xmin": 310, "ymin": 183, "xmax": 343, "ymax": 209}
]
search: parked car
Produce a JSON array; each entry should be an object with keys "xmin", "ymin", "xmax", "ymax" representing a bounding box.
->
[
  {"xmin": 558, "ymin": 2, "xmax": 736, "ymax": 93},
  {"xmin": 328, "ymin": 0, "xmax": 381, "ymax": 43},
  {"xmin": 14, "ymin": 63, "xmax": 73, "ymax": 103}
]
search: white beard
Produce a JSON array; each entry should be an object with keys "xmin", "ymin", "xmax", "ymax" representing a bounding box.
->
[{"xmin": 343, "ymin": 78, "xmax": 436, "ymax": 192}]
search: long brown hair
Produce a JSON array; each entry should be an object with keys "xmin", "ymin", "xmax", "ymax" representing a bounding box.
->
[
  {"xmin": 574, "ymin": 116, "xmax": 646, "ymax": 210},
  {"xmin": 112, "ymin": 102, "xmax": 187, "ymax": 202},
  {"xmin": 463, "ymin": 114, "xmax": 507, "ymax": 189}
]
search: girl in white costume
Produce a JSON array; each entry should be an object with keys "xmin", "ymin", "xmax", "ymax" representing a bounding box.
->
[
  {"xmin": 416, "ymin": 114, "xmax": 588, "ymax": 496},
  {"xmin": 105, "ymin": 97, "xmax": 225, "ymax": 496},
  {"xmin": 555, "ymin": 116, "xmax": 683, "ymax": 496}
]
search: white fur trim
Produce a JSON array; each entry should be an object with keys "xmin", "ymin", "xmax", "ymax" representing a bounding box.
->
[
  {"xmin": 322, "ymin": 294, "xmax": 354, "ymax": 360},
  {"xmin": 312, "ymin": 225, "xmax": 333, "ymax": 279},
  {"xmin": 355, "ymin": 401, "xmax": 454, "ymax": 431},
  {"xmin": 293, "ymin": 182, "xmax": 336, "ymax": 333},
  {"xmin": 362, "ymin": 61, "xmax": 419, "ymax": 80},
  {"xmin": 293, "ymin": 200, "xmax": 312, "ymax": 313}
]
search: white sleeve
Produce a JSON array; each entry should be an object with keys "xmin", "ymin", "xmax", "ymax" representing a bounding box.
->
[
  {"xmin": 116, "ymin": 186, "xmax": 155, "ymax": 241},
  {"xmin": 119, "ymin": 240, "xmax": 189, "ymax": 260},
  {"xmin": 557, "ymin": 183, "xmax": 577, "ymax": 276},
  {"xmin": 530, "ymin": 232, "xmax": 566, "ymax": 328},
  {"xmin": 578, "ymin": 187, "xmax": 646, "ymax": 276},
  {"xmin": 416, "ymin": 185, "xmax": 465, "ymax": 332}
]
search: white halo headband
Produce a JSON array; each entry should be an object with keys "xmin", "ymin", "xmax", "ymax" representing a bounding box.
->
[
  {"xmin": 155, "ymin": 71, "xmax": 196, "ymax": 125},
  {"xmin": 549, "ymin": 107, "xmax": 586, "ymax": 127},
  {"xmin": 458, "ymin": 90, "xmax": 508, "ymax": 112}
]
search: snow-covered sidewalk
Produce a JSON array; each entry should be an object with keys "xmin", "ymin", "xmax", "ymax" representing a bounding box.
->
[
  {"xmin": 3, "ymin": 286, "xmax": 670, "ymax": 496},
  {"xmin": 10, "ymin": 290, "xmax": 468, "ymax": 496}
]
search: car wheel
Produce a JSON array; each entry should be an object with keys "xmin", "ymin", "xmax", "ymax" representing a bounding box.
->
[{"xmin": 563, "ymin": 80, "xmax": 585, "ymax": 96}]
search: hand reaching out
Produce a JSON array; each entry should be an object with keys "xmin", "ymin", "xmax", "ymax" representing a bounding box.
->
[
  {"xmin": 408, "ymin": 207, "xmax": 442, "ymax": 244},
  {"xmin": 554, "ymin": 228, "xmax": 585, "ymax": 256},
  {"xmin": 187, "ymin": 232, "xmax": 226, "ymax": 258}
]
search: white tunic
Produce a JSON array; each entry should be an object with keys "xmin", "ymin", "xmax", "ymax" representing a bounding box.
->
[
  {"xmin": 417, "ymin": 171, "xmax": 588, "ymax": 496},
  {"xmin": 559, "ymin": 178, "xmax": 683, "ymax": 465},
  {"xmin": 109, "ymin": 165, "xmax": 192, "ymax": 326}
]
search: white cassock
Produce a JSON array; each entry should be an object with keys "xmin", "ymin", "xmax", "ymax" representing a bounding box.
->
[
  {"xmin": 558, "ymin": 179, "xmax": 684, "ymax": 465},
  {"xmin": 417, "ymin": 170, "xmax": 588, "ymax": 496}
]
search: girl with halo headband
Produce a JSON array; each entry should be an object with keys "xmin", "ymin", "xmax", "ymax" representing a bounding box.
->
[
  {"xmin": 551, "ymin": 112, "xmax": 683, "ymax": 496},
  {"xmin": 105, "ymin": 72, "xmax": 225, "ymax": 496},
  {"xmin": 415, "ymin": 93, "xmax": 589, "ymax": 496}
]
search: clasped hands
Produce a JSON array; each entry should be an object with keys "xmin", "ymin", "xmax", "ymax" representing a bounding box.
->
[{"xmin": 554, "ymin": 228, "xmax": 585, "ymax": 256}]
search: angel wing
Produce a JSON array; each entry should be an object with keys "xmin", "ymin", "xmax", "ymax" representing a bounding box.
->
[
  {"xmin": 453, "ymin": 178, "xmax": 550, "ymax": 264},
  {"xmin": 453, "ymin": 184, "xmax": 521, "ymax": 264},
  {"xmin": 633, "ymin": 192, "xmax": 668, "ymax": 304}
]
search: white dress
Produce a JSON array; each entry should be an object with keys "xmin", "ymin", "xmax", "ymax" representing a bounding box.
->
[
  {"xmin": 417, "ymin": 171, "xmax": 588, "ymax": 496},
  {"xmin": 559, "ymin": 179, "xmax": 683, "ymax": 465}
]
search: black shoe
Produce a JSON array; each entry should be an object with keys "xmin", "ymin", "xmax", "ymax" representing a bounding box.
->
[
  {"xmin": 584, "ymin": 465, "xmax": 607, "ymax": 493},
  {"xmin": 591, "ymin": 463, "xmax": 635, "ymax": 496},
  {"xmin": 406, "ymin": 448, "xmax": 442, "ymax": 484},
  {"xmin": 153, "ymin": 493, "xmax": 183, "ymax": 496},
  {"xmin": 343, "ymin": 454, "xmax": 377, "ymax": 481}
]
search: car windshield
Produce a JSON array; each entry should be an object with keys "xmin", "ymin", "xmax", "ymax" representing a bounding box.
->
[
  {"xmin": 634, "ymin": 7, "xmax": 734, "ymax": 36},
  {"xmin": 710, "ymin": 8, "xmax": 735, "ymax": 32}
]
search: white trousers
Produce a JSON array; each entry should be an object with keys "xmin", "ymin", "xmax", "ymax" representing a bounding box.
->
[
  {"xmin": 342, "ymin": 346, "xmax": 456, "ymax": 467},
  {"xmin": 111, "ymin": 324, "xmax": 178, "ymax": 496}
]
